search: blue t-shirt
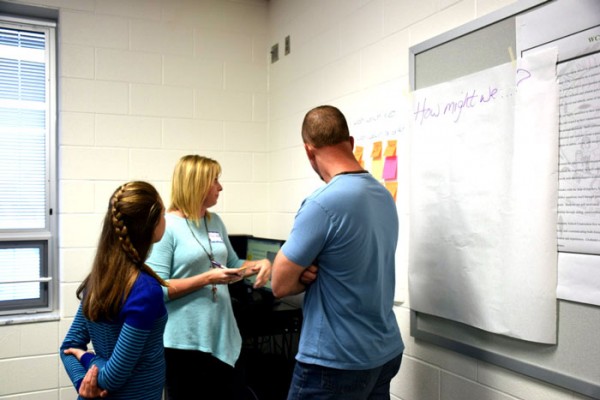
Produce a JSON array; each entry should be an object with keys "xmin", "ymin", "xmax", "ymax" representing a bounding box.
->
[{"xmin": 282, "ymin": 173, "xmax": 404, "ymax": 369}]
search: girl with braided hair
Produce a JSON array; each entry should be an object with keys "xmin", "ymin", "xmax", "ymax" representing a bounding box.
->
[{"xmin": 60, "ymin": 181, "xmax": 168, "ymax": 399}]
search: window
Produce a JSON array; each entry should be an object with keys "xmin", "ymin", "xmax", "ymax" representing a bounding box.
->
[{"xmin": 0, "ymin": 14, "xmax": 57, "ymax": 317}]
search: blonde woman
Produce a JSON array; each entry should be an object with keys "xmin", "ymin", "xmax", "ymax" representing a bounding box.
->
[
  {"xmin": 146, "ymin": 154, "xmax": 271, "ymax": 400},
  {"xmin": 60, "ymin": 181, "xmax": 168, "ymax": 399}
]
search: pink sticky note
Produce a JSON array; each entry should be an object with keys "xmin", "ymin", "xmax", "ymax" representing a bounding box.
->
[{"xmin": 383, "ymin": 156, "xmax": 397, "ymax": 180}]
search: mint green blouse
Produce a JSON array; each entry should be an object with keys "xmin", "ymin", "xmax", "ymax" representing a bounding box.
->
[{"xmin": 146, "ymin": 213, "xmax": 244, "ymax": 367}]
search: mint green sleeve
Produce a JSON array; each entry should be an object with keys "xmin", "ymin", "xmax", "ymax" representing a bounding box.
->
[{"xmin": 146, "ymin": 227, "xmax": 174, "ymax": 302}]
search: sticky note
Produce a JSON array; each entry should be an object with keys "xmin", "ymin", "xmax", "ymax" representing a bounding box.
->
[
  {"xmin": 371, "ymin": 141, "xmax": 382, "ymax": 159},
  {"xmin": 354, "ymin": 146, "xmax": 364, "ymax": 163},
  {"xmin": 383, "ymin": 156, "xmax": 397, "ymax": 181},
  {"xmin": 384, "ymin": 181, "xmax": 398, "ymax": 201},
  {"xmin": 371, "ymin": 158, "xmax": 384, "ymax": 179},
  {"xmin": 384, "ymin": 140, "xmax": 397, "ymax": 157}
]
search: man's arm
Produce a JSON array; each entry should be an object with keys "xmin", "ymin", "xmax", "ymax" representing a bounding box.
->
[{"xmin": 271, "ymin": 250, "xmax": 310, "ymax": 298}]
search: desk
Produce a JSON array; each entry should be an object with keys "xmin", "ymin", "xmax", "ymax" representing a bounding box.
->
[
  {"xmin": 239, "ymin": 301, "xmax": 302, "ymax": 359},
  {"xmin": 231, "ymin": 283, "xmax": 302, "ymax": 400},
  {"xmin": 231, "ymin": 282, "xmax": 302, "ymax": 359}
]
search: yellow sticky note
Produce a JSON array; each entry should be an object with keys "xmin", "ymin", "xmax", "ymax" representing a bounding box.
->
[
  {"xmin": 371, "ymin": 158, "xmax": 384, "ymax": 179},
  {"xmin": 384, "ymin": 140, "xmax": 397, "ymax": 157},
  {"xmin": 384, "ymin": 181, "xmax": 398, "ymax": 201},
  {"xmin": 354, "ymin": 146, "xmax": 364, "ymax": 163},
  {"xmin": 371, "ymin": 141, "xmax": 382, "ymax": 159}
]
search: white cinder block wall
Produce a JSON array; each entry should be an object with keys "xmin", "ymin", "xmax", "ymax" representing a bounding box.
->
[
  {"xmin": 266, "ymin": 1, "xmax": 594, "ymax": 400},
  {"xmin": 1, "ymin": 0, "xmax": 270, "ymax": 398},
  {"xmin": 0, "ymin": 0, "xmax": 594, "ymax": 399}
]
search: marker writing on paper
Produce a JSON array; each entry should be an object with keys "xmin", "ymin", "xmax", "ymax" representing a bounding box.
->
[{"xmin": 413, "ymin": 86, "xmax": 499, "ymax": 125}]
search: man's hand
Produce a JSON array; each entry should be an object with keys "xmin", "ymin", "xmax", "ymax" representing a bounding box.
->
[
  {"xmin": 300, "ymin": 265, "xmax": 318, "ymax": 286},
  {"xmin": 272, "ymin": 252, "xmax": 318, "ymax": 298}
]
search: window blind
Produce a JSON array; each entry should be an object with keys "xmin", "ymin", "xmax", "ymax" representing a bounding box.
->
[
  {"xmin": 0, "ymin": 24, "xmax": 51, "ymax": 310},
  {"xmin": 0, "ymin": 27, "xmax": 47, "ymax": 230}
]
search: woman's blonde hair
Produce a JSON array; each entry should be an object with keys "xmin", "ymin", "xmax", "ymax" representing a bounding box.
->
[
  {"xmin": 169, "ymin": 155, "xmax": 221, "ymax": 222},
  {"xmin": 77, "ymin": 181, "xmax": 167, "ymax": 322}
]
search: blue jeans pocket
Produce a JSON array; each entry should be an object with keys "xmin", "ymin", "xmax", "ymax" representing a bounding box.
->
[{"xmin": 321, "ymin": 367, "xmax": 370, "ymax": 394}]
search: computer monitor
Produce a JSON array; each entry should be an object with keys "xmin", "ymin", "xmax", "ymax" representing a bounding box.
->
[
  {"xmin": 244, "ymin": 236, "xmax": 284, "ymax": 290},
  {"xmin": 228, "ymin": 234, "xmax": 304, "ymax": 309},
  {"xmin": 228, "ymin": 234, "xmax": 250, "ymax": 259}
]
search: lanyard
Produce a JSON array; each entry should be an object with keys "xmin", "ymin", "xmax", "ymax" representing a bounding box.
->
[
  {"xmin": 185, "ymin": 216, "xmax": 214, "ymax": 261},
  {"xmin": 185, "ymin": 216, "xmax": 222, "ymax": 301}
]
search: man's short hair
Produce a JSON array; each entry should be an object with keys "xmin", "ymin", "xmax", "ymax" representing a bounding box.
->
[{"xmin": 302, "ymin": 105, "xmax": 350, "ymax": 148}]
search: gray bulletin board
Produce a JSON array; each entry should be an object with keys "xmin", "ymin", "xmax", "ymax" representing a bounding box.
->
[{"xmin": 408, "ymin": 0, "xmax": 600, "ymax": 398}]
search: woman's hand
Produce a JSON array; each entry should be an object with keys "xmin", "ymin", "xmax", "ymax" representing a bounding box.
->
[
  {"xmin": 207, "ymin": 267, "xmax": 246, "ymax": 285},
  {"xmin": 166, "ymin": 266, "xmax": 246, "ymax": 300},
  {"xmin": 247, "ymin": 258, "xmax": 272, "ymax": 288}
]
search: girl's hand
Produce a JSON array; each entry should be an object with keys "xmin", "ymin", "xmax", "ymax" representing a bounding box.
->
[
  {"xmin": 63, "ymin": 347, "xmax": 88, "ymax": 361},
  {"xmin": 79, "ymin": 365, "xmax": 109, "ymax": 398}
]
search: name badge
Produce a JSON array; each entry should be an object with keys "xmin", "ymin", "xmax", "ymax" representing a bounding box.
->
[{"xmin": 208, "ymin": 231, "xmax": 223, "ymax": 243}]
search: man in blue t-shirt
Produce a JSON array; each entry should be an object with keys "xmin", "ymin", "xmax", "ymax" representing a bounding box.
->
[{"xmin": 272, "ymin": 105, "xmax": 404, "ymax": 399}]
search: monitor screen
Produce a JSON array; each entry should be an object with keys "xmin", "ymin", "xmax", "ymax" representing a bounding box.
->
[{"xmin": 244, "ymin": 237, "xmax": 284, "ymax": 290}]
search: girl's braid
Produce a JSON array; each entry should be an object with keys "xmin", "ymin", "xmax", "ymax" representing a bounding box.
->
[{"xmin": 111, "ymin": 184, "xmax": 142, "ymax": 264}]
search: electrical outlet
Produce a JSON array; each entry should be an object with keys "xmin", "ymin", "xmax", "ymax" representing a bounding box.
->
[{"xmin": 271, "ymin": 43, "xmax": 279, "ymax": 63}]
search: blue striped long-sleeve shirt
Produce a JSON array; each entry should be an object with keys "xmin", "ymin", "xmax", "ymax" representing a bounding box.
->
[{"xmin": 60, "ymin": 272, "xmax": 168, "ymax": 400}]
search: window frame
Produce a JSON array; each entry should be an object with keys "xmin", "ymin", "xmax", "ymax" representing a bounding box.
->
[{"xmin": 0, "ymin": 13, "xmax": 58, "ymax": 322}]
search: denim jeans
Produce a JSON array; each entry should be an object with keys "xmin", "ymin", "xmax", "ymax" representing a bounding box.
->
[{"xmin": 286, "ymin": 353, "xmax": 403, "ymax": 400}]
